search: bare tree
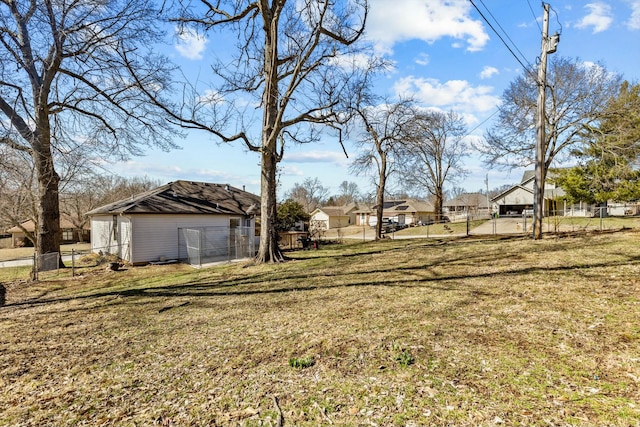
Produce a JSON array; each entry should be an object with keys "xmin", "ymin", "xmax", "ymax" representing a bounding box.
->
[
  {"xmin": 399, "ymin": 110, "xmax": 469, "ymax": 220},
  {"xmin": 0, "ymin": 148, "xmax": 38, "ymax": 245},
  {"xmin": 0, "ymin": 0, "xmax": 177, "ymax": 265},
  {"xmin": 350, "ymin": 98, "xmax": 414, "ymax": 239},
  {"xmin": 481, "ymin": 57, "xmax": 621, "ymax": 237},
  {"xmin": 448, "ymin": 186, "xmax": 468, "ymax": 200},
  {"xmin": 334, "ymin": 180, "xmax": 361, "ymax": 205},
  {"xmin": 285, "ymin": 177, "xmax": 330, "ymax": 213},
  {"xmin": 169, "ymin": 0, "xmax": 377, "ymax": 262},
  {"xmin": 488, "ymin": 183, "xmax": 514, "ymax": 199},
  {"xmin": 60, "ymin": 173, "xmax": 161, "ymax": 242}
]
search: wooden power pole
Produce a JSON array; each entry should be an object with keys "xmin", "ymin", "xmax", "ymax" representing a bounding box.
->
[{"xmin": 533, "ymin": 3, "xmax": 558, "ymax": 239}]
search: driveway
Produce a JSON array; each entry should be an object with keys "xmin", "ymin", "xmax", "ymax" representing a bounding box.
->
[
  {"xmin": 0, "ymin": 258, "xmax": 33, "ymax": 268},
  {"xmin": 469, "ymin": 217, "xmax": 532, "ymax": 235}
]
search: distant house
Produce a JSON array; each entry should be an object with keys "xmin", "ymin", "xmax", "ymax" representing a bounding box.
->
[
  {"xmin": 86, "ymin": 181, "xmax": 260, "ymax": 265},
  {"xmin": 444, "ymin": 193, "xmax": 490, "ymax": 220},
  {"xmin": 310, "ymin": 203, "xmax": 358, "ymax": 230},
  {"xmin": 0, "ymin": 229, "xmax": 10, "ymax": 249},
  {"xmin": 6, "ymin": 216, "xmax": 90, "ymax": 248},
  {"xmin": 357, "ymin": 199, "xmax": 436, "ymax": 227},
  {"xmin": 607, "ymin": 202, "xmax": 639, "ymax": 216},
  {"xmin": 491, "ymin": 170, "xmax": 565, "ymax": 216}
]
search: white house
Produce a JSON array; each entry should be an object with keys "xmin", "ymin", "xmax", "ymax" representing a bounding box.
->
[
  {"xmin": 87, "ymin": 181, "xmax": 260, "ymax": 264},
  {"xmin": 309, "ymin": 203, "xmax": 359, "ymax": 230},
  {"xmin": 491, "ymin": 170, "xmax": 565, "ymax": 216},
  {"xmin": 444, "ymin": 193, "xmax": 490, "ymax": 220},
  {"xmin": 354, "ymin": 199, "xmax": 436, "ymax": 227}
]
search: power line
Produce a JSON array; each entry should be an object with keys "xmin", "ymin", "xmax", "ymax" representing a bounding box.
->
[
  {"xmin": 467, "ymin": 109, "xmax": 500, "ymax": 137},
  {"xmin": 477, "ymin": 0, "xmax": 533, "ymax": 70},
  {"xmin": 468, "ymin": 0, "xmax": 539, "ymax": 83},
  {"xmin": 468, "ymin": 0, "xmax": 533, "ymax": 74},
  {"xmin": 526, "ymin": 0, "xmax": 543, "ymax": 33},
  {"xmin": 549, "ymin": 4, "xmax": 563, "ymax": 36}
]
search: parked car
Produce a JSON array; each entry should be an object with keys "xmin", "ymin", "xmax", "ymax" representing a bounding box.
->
[
  {"xmin": 522, "ymin": 209, "xmax": 534, "ymax": 217},
  {"xmin": 381, "ymin": 220, "xmax": 406, "ymax": 233}
]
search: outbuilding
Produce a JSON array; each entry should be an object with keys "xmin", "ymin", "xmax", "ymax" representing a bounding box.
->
[{"xmin": 86, "ymin": 181, "xmax": 260, "ymax": 265}]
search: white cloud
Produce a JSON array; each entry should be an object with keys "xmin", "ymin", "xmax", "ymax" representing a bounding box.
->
[
  {"xmin": 627, "ymin": 0, "xmax": 640, "ymax": 29},
  {"xmin": 415, "ymin": 53, "xmax": 430, "ymax": 66},
  {"xmin": 328, "ymin": 52, "xmax": 380, "ymax": 70},
  {"xmin": 576, "ymin": 3, "xmax": 614, "ymax": 33},
  {"xmin": 174, "ymin": 27, "xmax": 208, "ymax": 60},
  {"xmin": 197, "ymin": 89, "xmax": 225, "ymax": 105},
  {"xmin": 111, "ymin": 160, "xmax": 247, "ymax": 183},
  {"xmin": 393, "ymin": 76, "xmax": 500, "ymax": 115},
  {"xmin": 366, "ymin": 0, "xmax": 489, "ymax": 54},
  {"xmin": 285, "ymin": 150, "xmax": 350, "ymax": 166},
  {"xmin": 279, "ymin": 165, "xmax": 305, "ymax": 177},
  {"xmin": 479, "ymin": 66, "xmax": 499, "ymax": 79}
]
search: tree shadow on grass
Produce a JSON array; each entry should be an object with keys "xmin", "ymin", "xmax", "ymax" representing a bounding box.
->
[{"xmin": 4, "ymin": 248, "xmax": 639, "ymax": 313}]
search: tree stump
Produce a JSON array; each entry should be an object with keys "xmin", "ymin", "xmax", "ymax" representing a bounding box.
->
[{"xmin": 107, "ymin": 262, "xmax": 120, "ymax": 271}]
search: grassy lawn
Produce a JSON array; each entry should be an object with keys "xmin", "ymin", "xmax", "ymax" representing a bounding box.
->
[
  {"xmin": 549, "ymin": 215, "xmax": 640, "ymax": 232},
  {"xmin": 1, "ymin": 231, "xmax": 639, "ymax": 426},
  {"xmin": 0, "ymin": 243, "xmax": 91, "ymax": 262},
  {"xmin": 395, "ymin": 220, "xmax": 489, "ymax": 236}
]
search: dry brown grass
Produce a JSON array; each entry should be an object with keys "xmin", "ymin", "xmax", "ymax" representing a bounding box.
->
[
  {"xmin": 0, "ymin": 243, "xmax": 91, "ymax": 262},
  {"xmin": 1, "ymin": 231, "xmax": 639, "ymax": 426}
]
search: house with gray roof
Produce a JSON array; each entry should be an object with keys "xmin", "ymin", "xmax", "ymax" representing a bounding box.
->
[
  {"xmin": 86, "ymin": 181, "xmax": 260, "ymax": 264},
  {"xmin": 491, "ymin": 170, "xmax": 565, "ymax": 216},
  {"xmin": 309, "ymin": 203, "xmax": 359, "ymax": 229},
  {"xmin": 354, "ymin": 199, "xmax": 436, "ymax": 227},
  {"xmin": 444, "ymin": 193, "xmax": 490, "ymax": 220}
]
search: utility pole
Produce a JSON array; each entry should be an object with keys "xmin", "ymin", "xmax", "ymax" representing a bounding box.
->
[{"xmin": 533, "ymin": 2, "xmax": 559, "ymax": 239}]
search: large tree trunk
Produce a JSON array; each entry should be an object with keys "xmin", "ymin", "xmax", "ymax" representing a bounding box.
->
[
  {"xmin": 33, "ymin": 134, "xmax": 64, "ymax": 268},
  {"xmin": 375, "ymin": 154, "xmax": 387, "ymax": 240},
  {"xmin": 254, "ymin": 10, "xmax": 284, "ymax": 263},
  {"xmin": 434, "ymin": 187, "xmax": 444, "ymax": 222},
  {"xmin": 255, "ymin": 147, "xmax": 284, "ymax": 263}
]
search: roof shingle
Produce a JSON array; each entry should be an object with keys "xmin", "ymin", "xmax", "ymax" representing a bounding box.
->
[{"xmin": 86, "ymin": 181, "xmax": 260, "ymax": 216}]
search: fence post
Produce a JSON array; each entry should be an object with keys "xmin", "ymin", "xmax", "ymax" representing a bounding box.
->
[
  {"xmin": 466, "ymin": 214, "xmax": 470, "ymax": 236},
  {"xmin": 600, "ymin": 206, "xmax": 604, "ymax": 230},
  {"xmin": 31, "ymin": 253, "xmax": 37, "ymax": 281},
  {"xmin": 72, "ymin": 249, "xmax": 75, "ymax": 277}
]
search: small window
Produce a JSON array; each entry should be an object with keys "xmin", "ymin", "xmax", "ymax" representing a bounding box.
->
[{"xmin": 62, "ymin": 229, "xmax": 74, "ymax": 241}]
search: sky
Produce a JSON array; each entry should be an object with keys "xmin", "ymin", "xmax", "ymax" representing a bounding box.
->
[{"xmin": 107, "ymin": 0, "xmax": 640, "ymax": 199}]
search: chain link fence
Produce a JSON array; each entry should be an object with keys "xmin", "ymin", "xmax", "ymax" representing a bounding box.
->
[
  {"xmin": 178, "ymin": 226, "xmax": 256, "ymax": 267},
  {"xmin": 0, "ymin": 247, "xmax": 101, "ymax": 281},
  {"xmin": 466, "ymin": 207, "xmax": 640, "ymax": 236}
]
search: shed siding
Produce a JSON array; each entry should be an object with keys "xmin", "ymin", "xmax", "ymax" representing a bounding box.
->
[
  {"xmin": 495, "ymin": 188, "xmax": 532, "ymax": 206},
  {"xmin": 331, "ymin": 216, "xmax": 351, "ymax": 228},
  {"xmin": 91, "ymin": 215, "xmax": 118, "ymax": 255},
  {"xmin": 118, "ymin": 217, "xmax": 132, "ymax": 261},
  {"xmin": 129, "ymin": 214, "xmax": 229, "ymax": 264},
  {"xmin": 310, "ymin": 211, "xmax": 329, "ymax": 230}
]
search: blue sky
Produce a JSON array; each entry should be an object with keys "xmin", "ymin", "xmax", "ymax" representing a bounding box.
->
[{"xmin": 108, "ymin": 0, "xmax": 640, "ymax": 199}]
